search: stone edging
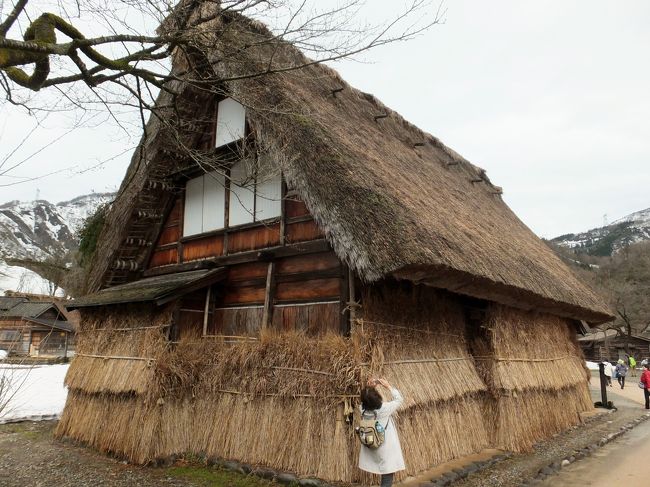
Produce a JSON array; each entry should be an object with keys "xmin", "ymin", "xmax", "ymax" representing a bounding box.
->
[
  {"xmin": 521, "ymin": 412, "xmax": 650, "ymax": 486},
  {"xmin": 420, "ymin": 453, "xmax": 514, "ymax": 487},
  {"xmin": 204, "ymin": 457, "xmax": 330, "ymax": 487}
]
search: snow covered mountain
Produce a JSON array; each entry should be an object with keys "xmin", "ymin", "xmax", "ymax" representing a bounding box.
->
[
  {"xmin": 0, "ymin": 193, "xmax": 114, "ymax": 294},
  {"xmin": 551, "ymin": 207, "xmax": 650, "ymax": 256}
]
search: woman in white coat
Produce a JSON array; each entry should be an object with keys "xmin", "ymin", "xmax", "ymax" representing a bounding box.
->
[{"xmin": 358, "ymin": 378, "xmax": 405, "ymax": 487}]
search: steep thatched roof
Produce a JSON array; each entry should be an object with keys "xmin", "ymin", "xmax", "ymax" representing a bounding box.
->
[{"xmin": 85, "ymin": 8, "xmax": 612, "ymax": 324}]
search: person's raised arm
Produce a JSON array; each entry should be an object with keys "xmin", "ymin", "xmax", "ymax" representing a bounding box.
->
[{"xmin": 377, "ymin": 378, "xmax": 403, "ymax": 416}]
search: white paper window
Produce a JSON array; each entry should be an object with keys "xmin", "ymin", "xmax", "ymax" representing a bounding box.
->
[
  {"xmin": 255, "ymin": 172, "xmax": 282, "ymax": 221},
  {"xmin": 229, "ymin": 161, "xmax": 256, "ymax": 226},
  {"xmin": 215, "ymin": 98, "xmax": 246, "ymax": 148},
  {"xmin": 183, "ymin": 172, "xmax": 226, "ymax": 236},
  {"xmin": 183, "ymin": 176, "xmax": 204, "ymax": 236},
  {"xmin": 202, "ymin": 171, "xmax": 226, "ymax": 232}
]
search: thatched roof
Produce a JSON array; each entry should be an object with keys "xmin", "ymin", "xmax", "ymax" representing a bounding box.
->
[{"xmin": 85, "ymin": 9, "xmax": 612, "ymax": 324}]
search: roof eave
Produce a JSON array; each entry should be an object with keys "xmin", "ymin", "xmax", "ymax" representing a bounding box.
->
[{"xmin": 393, "ymin": 264, "xmax": 615, "ymax": 325}]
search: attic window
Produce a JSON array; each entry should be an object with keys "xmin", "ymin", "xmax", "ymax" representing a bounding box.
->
[
  {"xmin": 183, "ymin": 171, "xmax": 226, "ymax": 236},
  {"xmin": 215, "ymin": 98, "xmax": 246, "ymax": 148}
]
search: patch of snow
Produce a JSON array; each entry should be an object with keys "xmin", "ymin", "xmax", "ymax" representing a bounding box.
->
[
  {"xmin": 0, "ymin": 364, "xmax": 69, "ymax": 421},
  {"xmin": 0, "ymin": 262, "xmax": 61, "ymax": 296},
  {"xmin": 586, "ymin": 361, "xmax": 599, "ymax": 370}
]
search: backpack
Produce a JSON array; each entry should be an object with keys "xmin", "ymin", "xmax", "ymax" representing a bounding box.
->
[{"xmin": 356, "ymin": 410, "xmax": 388, "ymax": 449}]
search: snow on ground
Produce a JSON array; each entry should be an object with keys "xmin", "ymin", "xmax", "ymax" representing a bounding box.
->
[
  {"xmin": 0, "ymin": 261, "xmax": 62, "ymax": 296},
  {"xmin": 0, "ymin": 364, "xmax": 69, "ymax": 421},
  {"xmin": 586, "ymin": 361, "xmax": 599, "ymax": 370}
]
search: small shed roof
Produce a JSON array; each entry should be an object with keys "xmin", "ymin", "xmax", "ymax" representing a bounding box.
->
[
  {"xmin": 0, "ymin": 301, "xmax": 57, "ymax": 319},
  {"xmin": 23, "ymin": 317, "xmax": 75, "ymax": 333},
  {"xmin": 0, "ymin": 296, "xmax": 27, "ymax": 312},
  {"xmin": 68, "ymin": 268, "xmax": 226, "ymax": 309}
]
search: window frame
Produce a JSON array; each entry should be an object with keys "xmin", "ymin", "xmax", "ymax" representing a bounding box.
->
[{"xmin": 179, "ymin": 163, "xmax": 284, "ymax": 242}]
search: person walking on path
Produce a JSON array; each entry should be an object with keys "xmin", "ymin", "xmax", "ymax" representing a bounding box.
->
[
  {"xmin": 358, "ymin": 377, "xmax": 405, "ymax": 487},
  {"xmin": 629, "ymin": 356, "xmax": 637, "ymax": 377},
  {"xmin": 616, "ymin": 359, "xmax": 628, "ymax": 389},
  {"xmin": 640, "ymin": 364, "xmax": 650, "ymax": 410},
  {"xmin": 603, "ymin": 361, "xmax": 613, "ymax": 386}
]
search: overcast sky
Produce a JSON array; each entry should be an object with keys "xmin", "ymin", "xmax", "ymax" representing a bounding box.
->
[{"xmin": 0, "ymin": 0, "xmax": 648, "ymax": 239}]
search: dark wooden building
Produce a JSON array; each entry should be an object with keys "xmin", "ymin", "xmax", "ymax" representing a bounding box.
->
[
  {"xmin": 0, "ymin": 296, "xmax": 74, "ymax": 358},
  {"xmin": 579, "ymin": 329, "xmax": 650, "ymax": 362}
]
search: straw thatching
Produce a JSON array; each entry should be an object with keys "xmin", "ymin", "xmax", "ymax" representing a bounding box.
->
[
  {"xmin": 58, "ymin": 282, "xmax": 502, "ymax": 483},
  {"xmin": 473, "ymin": 305, "xmax": 592, "ymax": 451},
  {"xmin": 64, "ymin": 304, "xmax": 171, "ymax": 395},
  {"xmin": 84, "ymin": 6, "xmax": 611, "ymax": 324},
  {"xmin": 356, "ymin": 282, "xmax": 491, "ymax": 481}
]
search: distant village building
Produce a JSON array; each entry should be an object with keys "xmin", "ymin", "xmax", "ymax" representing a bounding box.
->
[
  {"xmin": 0, "ymin": 296, "xmax": 75, "ymax": 358},
  {"xmin": 57, "ymin": 8, "xmax": 613, "ymax": 484},
  {"xmin": 579, "ymin": 329, "xmax": 650, "ymax": 362}
]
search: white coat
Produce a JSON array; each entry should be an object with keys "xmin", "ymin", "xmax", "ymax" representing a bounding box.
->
[{"xmin": 358, "ymin": 387, "xmax": 405, "ymax": 475}]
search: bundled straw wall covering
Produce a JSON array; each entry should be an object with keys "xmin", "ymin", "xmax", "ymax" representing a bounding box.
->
[
  {"xmin": 359, "ymin": 282, "xmax": 491, "ymax": 481},
  {"xmin": 472, "ymin": 305, "xmax": 592, "ymax": 452},
  {"xmin": 57, "ymin": 305, "xmax": 366, "ymax": 482},
  {"xmin": 57, "ymin": 286, "xmax": 594, "ymax": 482}
]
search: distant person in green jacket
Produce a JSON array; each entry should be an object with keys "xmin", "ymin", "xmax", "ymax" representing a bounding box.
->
[{"xmin": 629, "ymin": 356, "xmax": 637, "ymax": 377}]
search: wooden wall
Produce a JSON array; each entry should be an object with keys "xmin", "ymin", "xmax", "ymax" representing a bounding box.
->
[
  {"xmin": 176, "ymin": 250, "xmax": 344, "ymax": 339},
  {"xmin": 147, "ymin": 192, "xmax": 324, "ymax": 270}
]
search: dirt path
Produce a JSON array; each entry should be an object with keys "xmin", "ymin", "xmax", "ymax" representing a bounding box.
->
[
  {"xmin": 0, "ymin": 422, "xmax": 192, "ymax": 487},
  {"xmin": 0, "ymin": 422, "xmax": 269, "ymax": 487},
  {"xmin": 539, "ymin": 387, "xmax": 650, "ymax": 486},
  {"xmin": 453, "ymin": 385, "xmax": 648, "ymax": 487}
]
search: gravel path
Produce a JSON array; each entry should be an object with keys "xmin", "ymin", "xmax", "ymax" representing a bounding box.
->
[
  {"xmin": 453, "ymin": 386, "xmax": 648, "ymax": 487},
  {"xmin": 0, "ymin": 422, "xmax": 195, "ymax": 487}
]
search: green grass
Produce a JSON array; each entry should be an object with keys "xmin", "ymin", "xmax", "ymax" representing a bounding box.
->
[
  {"xmin": 0, "ymin": 421, "xmax": 54, "ymax": 439},
  {"xmin": 166, "ymin": 466, "xmax": 275, "ymax": 487}
]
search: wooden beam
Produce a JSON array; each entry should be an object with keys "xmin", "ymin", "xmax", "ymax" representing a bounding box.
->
[
  {"xmin": 348, "ymin": 267, "xmax": 357, "ymax": 332},
  {"xmin": 202, "ymin": 286, "xmax": 212, "ymax": 337},
  {"xmin": 261, "ymin": 262, "xmax": 276, "ymax": 330},
  {"xmin": 143, "ymin": 259, "xmax": 218, "ymax": 277},
  {"xmin": 340, "ymin": 264, "xmax": 350, "ymax": 336},
  {"xmin": 280, "ymin": 179, "xmax": 287, "ymax": 245},
  {"xmin": 144, "ymin": 239, "xmax": 330, "ymax": 278}
]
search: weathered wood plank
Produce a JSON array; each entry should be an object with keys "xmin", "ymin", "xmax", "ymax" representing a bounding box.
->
[
  {"xmin": 228, "ymin": 223, "xmax": 281, "ymax": 253},
  {"xmin": 222, "ymin": 286, "xmax": 266, "ymax": 305},
  {"xmin": 149, "ymin": 248, "xmax": 178, "ymax": 268},
  {"xmin": 276, "ymin": 251, "xmax": 340, "ymax": 275},
  {"xmin": 183, "ymin": 235, "xmax": 225, "ymax": 261},
  {"xmin": 286, "ymin": 220, "xmax": 324, "ymax": 243},
  {"xmin": 275, "ymin": 277, "xmax": 340, "ymax": 302},
  {"xmin": 285, "ymin": 198, "xmax": 310, "ymax": 219}
]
